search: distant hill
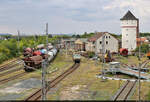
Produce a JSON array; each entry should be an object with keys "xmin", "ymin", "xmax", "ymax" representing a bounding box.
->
[
  {"xmin": 51, "ymin": 33, "xmax": 74, "ymax": 36},
  {"xmin": 0, "ymin": 33, "xmax": 12, "ymax": 36}
]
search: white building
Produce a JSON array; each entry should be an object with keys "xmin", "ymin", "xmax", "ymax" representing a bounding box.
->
[
  {"xmin": 120, "ymin": 10, "xmax": 139, "ymax": 51},
  {"xmin": 86, "ymin": 32, "xmax": 119, "ymax": 54}
]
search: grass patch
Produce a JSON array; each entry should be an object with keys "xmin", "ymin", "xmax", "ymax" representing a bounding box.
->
[{"xmin": 46, "ymin": 57, "xmax": 125, "ymax": 100}]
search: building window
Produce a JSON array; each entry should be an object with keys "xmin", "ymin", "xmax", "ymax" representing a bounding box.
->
[
  {"xmin": 109, "ymin": 36, "xmax": 110, "ymax": 38},
  {"xmin": 126, "ymin": 40, "xmax": 128, "ymax": 42},
  {"xmin": 106, "ymin": 36, "xmax": 107, "ymax": 39},
  {"xmin": 100, "ymin": 41, "xmax": 102, "ymax": 44},
  {"xmin": 126, "ymin": 29, "xmax": 128, "ymax": 31},
  {"xmin": 126, "ymin": 34, "xmax": 128, "ymax": 36},
  {"xmin": 93, "ymin": 41, "xmax": 95, "ymax": 44},
  {"xmin": 106, "ymin": 41, "xmax": 108, "ymax": 44}
]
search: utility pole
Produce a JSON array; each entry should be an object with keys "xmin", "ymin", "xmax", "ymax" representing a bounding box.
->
[
  {"xmin": 138, "ymin": 21, "xmax": 141, "ymax": 101},
  {"xmin": 17, "ymin": 30, "xmax": 20, "ymax": 56},
  {"xmin": 138, "ymin": 32, "xmax": 141, "ymax": 61},
  {"xmin": 34, "ymin": 34, "xmax": 36, "ymax": 48},
  {"xmin": 41, "ymin": 23, "xmax": 49, "ymax": 100},
  {"xmin": 101, "ymin": 34, "xmax": 106, "ymax": 81},
  {"xmin": 65, "ymin": 42, "xmax": 68, "ymax": 58},
  {"xmin": 42, "ymin": 60, "xmax": 46, "ymax": 100},
  {"xmin": 46, "ymin": 23, "xmax": 49, "ymax": 47},
  {"xmin": 138, "ymin": 63, "xmax": 141, "ymax": 101},
  {"xmin": 94, "ymin": 31, "xmax": 98, "ymax": 66}
]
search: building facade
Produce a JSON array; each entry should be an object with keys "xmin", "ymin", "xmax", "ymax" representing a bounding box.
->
[
  {"xmin": 120, "ymin": 10, "xmax": 139, "ymax": 51},
  {"xmin": 74, "ymin": 38, "xmax": 87, "ymax": 51},
  {"xmin": 86, "ymin": 32, "xmax": 118, "ymax": 54},
  {"xmin": 61, "ymin": 38, "xmax": 76, "ymax": 49}
]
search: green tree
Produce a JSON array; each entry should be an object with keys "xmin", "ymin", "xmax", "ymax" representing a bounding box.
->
[{"xmin": 135, "ymin": 43, "xmax": 149, "ymax": 53}]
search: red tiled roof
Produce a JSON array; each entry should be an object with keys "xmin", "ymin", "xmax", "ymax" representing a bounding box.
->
[
  {"xmin": 136, "ymin": 37, "xmax": 147, "ymax": 42},
  {"xmin": 88, "ymin": 32, "xmax": 107, "ymax": 42}
]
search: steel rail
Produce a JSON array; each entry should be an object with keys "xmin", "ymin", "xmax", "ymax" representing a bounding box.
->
[
  {"xmin": 25, "ymin": 63, "xmax": 79, "ymax": 101},
  {"xmin": 114, "ymin": 80, "xmax": 137, "ymax": 101},
  {"xmin": 0, "ymin": 71, "xmax": 26, "ymax": 85}
]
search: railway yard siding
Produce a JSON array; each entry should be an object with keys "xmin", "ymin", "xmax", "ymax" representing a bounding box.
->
[
  {"xmin": 46, "ymin": 57, "xmax": 125, "ymax": 100},
  {"xmin": 0, "ymin": 51, "xmax": 74, "ymax": 100}
]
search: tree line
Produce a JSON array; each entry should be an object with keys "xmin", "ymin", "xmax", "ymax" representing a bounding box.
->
[{"xmin": 0, "ymin": 35, "xmax": 68, "ymax": 64}]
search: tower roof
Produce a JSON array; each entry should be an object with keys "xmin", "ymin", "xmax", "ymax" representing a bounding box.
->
[{"xmin": 120, "ymin": 10, "xmax": 138, "ymax": 20}]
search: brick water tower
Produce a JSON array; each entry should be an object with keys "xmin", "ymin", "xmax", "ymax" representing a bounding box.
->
[{"xmin": 120, "ymin": 10, "xmax": 139, "ymax": 51}]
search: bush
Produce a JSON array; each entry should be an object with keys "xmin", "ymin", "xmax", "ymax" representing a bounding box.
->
[
  {"xmin": 135, "ymin": 43, "xmax": 149, "ymax": 53},
  {"xmin": 87, "ymin": 51, "xmax": 95, "ymax": 58},
  {"xmin": 0, "ymin": 35, "xmax": 60, "ymax": 64}
]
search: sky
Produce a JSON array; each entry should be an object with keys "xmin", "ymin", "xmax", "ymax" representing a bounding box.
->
[{"xmin": 0, "ymin": 0, "xmax": 150, "ymax": 35}]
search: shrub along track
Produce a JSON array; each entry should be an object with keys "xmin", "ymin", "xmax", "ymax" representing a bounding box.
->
[{"xmin": 25, "ymin": 63, "xmax": 80, "ymax": 101}]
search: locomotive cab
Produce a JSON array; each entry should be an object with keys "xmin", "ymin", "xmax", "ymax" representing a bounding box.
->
[{"xmin": 73, "ymin": 54, "xmax": 81, "ymax": 63}]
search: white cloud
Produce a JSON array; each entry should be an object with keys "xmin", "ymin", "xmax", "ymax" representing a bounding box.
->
[
  {"xmin": 103, "ymin": 0, "xmax": 150, "ymax": 20},
  {"xmin": 0, "ymin": 0, "xmax": 150, "ymax": 34}
]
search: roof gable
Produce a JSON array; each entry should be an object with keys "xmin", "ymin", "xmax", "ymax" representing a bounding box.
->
[
  {"xmin": 120, "ymin": 10, "xmax": 138, "ymax": 20},
  {"xmin": 88, "ymin": 32, "xmax": 106, "ymax": 42},
  {"xmin": 88, "ymin": 32, "xmax": 119, "ymax": 42}
]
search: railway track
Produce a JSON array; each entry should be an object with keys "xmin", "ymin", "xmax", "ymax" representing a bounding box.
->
[
  {"xmin": 0, "ymin": 67, "xmax": 24, "ymax": 77},
  {"xmin": 114, "ymin": 80, "xmax": 137, "ymax": 101},
  {"xmin": 121, "ymin": 59, "xmax": 150, "ymax": 69},
  {"xmin": 0, "ymin": 71, "xmax": 26, "ymax": 85},
  {"xmin": 0, "ymin": 58, "xmax": 20, "ymax": 68},
  {"xmin": 0, "ymin": 59, "xmax": 22, "ymax": 72},
  {"xmin": 25, "ymin": 63, "xmax": 80, "ymax": 101},
  {"xmin": 140, "ymin": 60, "xmax": 150, "ymax": 68}
]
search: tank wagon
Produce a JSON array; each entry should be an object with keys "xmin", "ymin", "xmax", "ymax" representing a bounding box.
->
[
  {"xmin": 73, "ymin": 54, "xmax": 81, "ymax": 63},
  {"xmin": 23, "ymin": 44, "xmax": 58, "ymax": 72}
]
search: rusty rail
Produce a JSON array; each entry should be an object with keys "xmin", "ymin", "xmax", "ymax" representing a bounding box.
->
[
  {"xmin": 114, "ymin": 80, "xmax": 137, "ymax": 101},
  {"xmin": 0, "ymin": 71, "xmax": 27, "ymax": 85},
  {"xmin": 25, "ymin": 63, "xmax": 80, "ymax": 101}
]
